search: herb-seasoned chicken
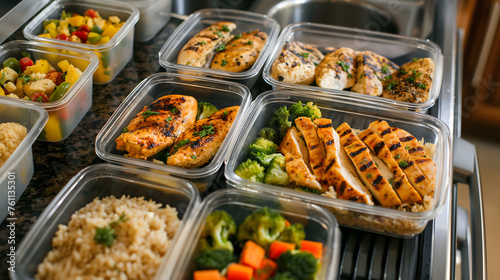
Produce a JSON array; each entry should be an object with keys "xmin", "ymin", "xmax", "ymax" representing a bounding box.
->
[
  {"xmin": 177, "ymin": 22, "xmax": 236, "ymax": 67},
  {"xmin": 116, "ymin": 95, "xmax": 197, "ymax": 159},
  {"xmin": 314, "ymin": 118, "xmax": 374, "ymax": 205},
  {"xmin": 271, "ymin": 41, "xmax": 324, "ymax": 85},
  {"xmin": 315, "ymin": 47, "xmax": 357, "ymax": 89},
  {"xmin": 352, "ymin": 51, "xmax": 399, "ymax": 96},
  {"xmin": 211, "ymin": 30, "xmax": 267, "ymax": 72}
]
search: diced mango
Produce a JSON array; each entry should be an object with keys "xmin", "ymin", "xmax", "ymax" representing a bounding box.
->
[
  {"xmin": 48, "ymin": 29, "xmax": 58, "ymax": 38},
  {"xmin": 39, "ymin": 33, "xmax": 52, "ymax": 39},
  {"xmin": 101, "ymin": 25, "xmax": 118, "ymax": 38},
  {"xmin": 98, "ymin": 36, "xmax": 110, "ymax": 45},
  {"xmin": 65, "ymin": 64, "xmax": 83, "ymax": 86},
  {"xmin": 24, "ymin": 59, "xmax": 51, "ymax": 75},
  {"xmin": 0, "ymin": 87, "xmax": 4, "ymax": 96},
  {"xmin": 45, "ymin": 22, "xmax": 57, "ymax": 31},
  {"xmin": 44, "ymin": 113, "xmax": 62, "ymax": 141},
  {"xmin": 67, "ymin": 15, "xmax": 84, "ymax": 27},
  {"xmin": 108, "ymin": 16, "xmax": 120, "ymax": 24},
  {"xmin": 57, "ymin": 60, "xmax": 70, "ymax": 72}
]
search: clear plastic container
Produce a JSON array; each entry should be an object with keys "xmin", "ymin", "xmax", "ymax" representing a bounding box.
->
[
  {"xmin": 23, "ymin": 0, "xmax": 139, "ymax": 84},
  {"xmin": 225, "ymin": 90, "xmax": 452, "ymax": 238},
  {"xmin": 0, "ymin": 40, "xmax": 98, "ymax": 142},
  {"xmin": 262, "ymin": 22, "xmax": 444, "ymax": 112},
  {"xmin": 11, "ymin": 163, "xmax": 200, "ymax": 280},
  {"xmin": 0, "ymin": 98, "xmax": 48, "ymax": 222},
  {"xmin": 159, "ymin": 9, "xmax": 280, "ymax": 88},
  {"xmin": 95, "ymin": 73, "xmax": 251, "ymax": 192},
  {"xmin": 159, "ymin": 188, "xmax": 341, "ymax": 280}
]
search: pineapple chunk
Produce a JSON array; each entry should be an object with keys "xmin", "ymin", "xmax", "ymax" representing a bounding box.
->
[
  {"xmin": 1, "ymin": 67, "xmax": 19, "ymax": 84},
  {"xmin": 102, "ymin": 25, "xmax": 118, "ymax": 38},
  {"xmin": 58, "ymin": 60, "xmax": 71, "ymax": 72},
  {"xmin": 0, "ymin": 87, "xmax": 4, "ymax": 96},
  {"xmin": 39, "ymin": 33, "xmax": 52, "ymax": 39},
  {"xmin": 4, "ymin": 82, "xmax": 17, "ymax": 93},
  {"xmin": 67, "ymin": 15, "xmax": 84, "ymax": 27},
  {"xmin": 65, "ymin": 65, "xmax": 83, "ymax": 86},
  {"xmin": 24, "ymin": 59, "xmax": 51, "ymax": 75},
  {"xmin": 108, "ymin": 16, "xmax": 121, "ymax": 24},
  {"xmin": 23, "ymin": 79, "xmax": 56, "ymax": 97}
]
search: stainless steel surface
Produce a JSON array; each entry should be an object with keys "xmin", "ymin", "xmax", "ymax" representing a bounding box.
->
[
  {"xmin": 171, "ymin": 0, "xmax": 254, "ymax": 16},
  {"xmin": 456, "ymin": 206, "xmax": 472, "ymax": 280},
  {"xmin": 0, "ymin": 0, "xmax": 51, "ymax": 43}
]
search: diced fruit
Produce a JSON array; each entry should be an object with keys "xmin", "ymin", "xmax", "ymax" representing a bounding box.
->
[
  {"xmin": 44, "ymin": 22, "xmax": 57, "ymax": 32},
  {"xmin": 108, "ymin": 16, "xmax": 120, "ymax": 24},
  {"xmin": 101, "ymin": 25, "xmax": 118, "ymax": 38},
  {"xmin": 84, "ymin": 9, "xmax": 99, "ymax": 18},
  {"xmin": 24, "ymin": 59, "xmax": 51, "ymax": 75},
  {"xmin": 30, "ymin": 92, "xmax": 49, "ymax": 102},
  {"xmin": 71, "ymin": 31, "xmax": 88, "ymax": 43},
  {"xmin": 39, "ymin": 33, "xmax": 52, "ymax": 39},
  {"xmin": 77, "ymin": 25, "xmax": 90, "ymax": 33},
  {"xmin": 44, "ymin": 112, "xmax": 62, "ymax": 141},
  {"xmin": 67, "ymin": 15, "xmax": 84, "ymax": 27},
  {"xmin": 55, "ymin": 33, "xmax": 69, "ymax": 40},
  {"xmin": 64, "ymin": 64, "xmax": 83, "ymax": 85},
  {"xmin": 0, "ymin": 87, "xmax": 4, "ymax": 96},
  {"xmin": 57, "ymin": 60, "xmax": 70, "ymax": 72},
  {"xmin": 19, "ymin": 57, "xmax": 34, "ymax": 72},
  {"xmin": 90, "ymin": 25, "xmax": 103, "ymax": 34},
  {"xmin": 87, "ymin": 32, "xmax": 103, "ymax": 44},
  {"xmin": 43, "ymin": 19, "xmax": 59, "ymax": 28},
  {"xmin": 98, "ymin": 36, "xmax": 110, "ymax": 45}
]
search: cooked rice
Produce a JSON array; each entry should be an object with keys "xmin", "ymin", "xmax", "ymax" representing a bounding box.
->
[
  {"xmin": 0, "ymin": 122, "xmax": 27, "ymax": 167},
  {"xmin": 36, "ymin": 195, "xmax": 180, "ymax": 280}
]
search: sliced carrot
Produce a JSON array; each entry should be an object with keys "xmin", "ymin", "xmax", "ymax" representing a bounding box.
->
[
  {"xmin": 284, "ymin": 219, "xmax": 291, "ymax": 227},
  {"xmin": 268, "ymin": 240, "xmax": 295, "ymax": 260},
  {"xmin": 253, "ymin": 258, "xmax": 277, "ymax": 280},
  {"xmin": 300, "ymin": 240, "xmax": 323, "ymax": 259},
  {"xmin": 227, "ymin": 263, "xmax": 254, "ymax": 280},
  {"xmin": 240, "ymin": 240, "xmax": 266, "ymax": 269},
  {"xmin": 194, "ymin": 269, "xmax": 222, "ymax": 280}
]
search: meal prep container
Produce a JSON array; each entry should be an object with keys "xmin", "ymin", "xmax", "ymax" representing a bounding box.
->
[
  {"xmin": 24, "ymin": 0, "xmax": 139, "ymax": 84},
  {"xmin": 159, "ymin": 188, "xmax": 341, "ymax": 280},
  {"xmin": 0, "ymin": 99, "xmax": 48, "ymax": 222},
  {"xmin": 0, "ymin": 40, "xmax": 98, "ymax": 142},
  {"xmin": 225, "ymin": 90, "xmax": 452, "ymax": 237},
  {"xmin": 11, "ymin": 163, "xmax": 200, "ymax": 280},
  {"xmin": 159, "ymin": 9, "xmax": 280, "ymax": 89},
  {"xmin": 262, "ymin": 22, "xmax": 443, "ymax": 112},
  {"xmin": 95, "ymin": 72, "xmax": 251, "ymax": 192}
]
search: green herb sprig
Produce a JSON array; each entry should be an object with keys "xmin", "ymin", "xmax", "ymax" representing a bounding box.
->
[
  {"xmin": 142, "ymin": 109, "xmax": 160, "ymax": 119},
  {"xmin": 194, "ymin": 123, "xmax": 215, "ymax": 138},
  {"xmin": 336, "ymin": 60, "xmax": 353, "ymax": 78}
]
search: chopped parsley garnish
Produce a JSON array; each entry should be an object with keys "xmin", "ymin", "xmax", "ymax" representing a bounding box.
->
[
  {"xmin": 21, "ymin": 50, "xmax": 31, "ymax": 59},
  {"xmin": 313, "ymin": 62, "xmax": 318, "ymax": 66},
  {"xmin": 191, "ymin": 155, "xmax": 197, "ymax": 159},
  {"xmin": 367, "ymin": 173, "xmax": 372, "ymax": 178},
  {"xmin": 18, "ymin": 73, "xmax": 33, "ymax": 85},
  {"xmin": 36, "ymin": 96, "xmax": 43, "ymax": 102},
  {"xmin": 300, "ymin": 52, "xmax": 310, "ymax": 58},
  {"xmin": 123, "ymin": 127, "xmax": 128, "ymax": 133},
  {"xmin": 383, "ymin": 75, "xmax": 393, "ymax": 81},
  {"xmin": 194, "ymin": 123, "xmax": 215, "ymax": 137},
  {"xmin": 0, "ymin": 72, "xmax": 5, "ymax": 84},
  {"xmin": 375, "ymin": 162, "xmax": 379, "ymax": 168},
  {"xmin": 405, "ymin": 70, "xmax": 422, "ymax": 82},
  {"xmin": 245, "ymin": 40, "xmax": 254, "ymax": 47},
  {"xmin": 399, "ymin": 69, "xmax": 408, "ymax": 74},
  {"xmin": 336, "ymin": 60, "xmax": 352, "ymax": 78},
  {"xmin": 195, "ymin": 41, "xmax": 207, "ymax": 46},
  {"xmin": 405, "ymin": 145, "xmax": 410, "ymax": 150},
  {"xmin": 216, "ymin": 43, "xmax": 226, "ymax": 52},
  {"xmin": 413, "ymin": 57, "xmax": 419, "ymax": 62},
  {"xmin": 399, "ymin": 160, "xmax": 409, "ymax": 168},
  {"xmin": 165, "ymin": 117, "xmax": 173, "ymax": 124},
  {"xmin": 221, "ymin": 60, "xmax": 227, "ymax": 66},
  {"xmin": 171, "ymin": 107, "xmax": 178, "ymax": 114},
  {"xmin": 173, "ymin": 139, "xmax": 191, "ymax": 153},
  {"xmin": 386, "ymin": 81, "xmax": 397, "ymax": 90},
  {"xmin": 382, "ymin": 64, "xmax": 389, "ymax": 74},
  {"xmin": 221, "ymin": 25, "xmax": 230, "ymax": 32},
  {"xmin": 234, "ymin": 33, "xmax": 242, "ymax": 39},
  {"xmin": 213, "ymin": 31, "xmax": 223, "ymax": 37},
  {"xmin": 109, "ymin": 213, "xmax": 129, "ymax": 228},
  {"xmin": 388, "ymin": 179, "xmax": 395, "ymax": 187},
  {"xmin": 94, "ymin": 213, "xmax": 128, "ymax": 247},
  {"xmin": 142, "ymin": 109, "xmax": 160, "ymax": 119},
  {"xmin": 395, "ymin": 153, "xmax": 401, "ymax": 159},
  {"xmin": 418, "ymin": 83, "xmax": 427, "ymax": 89},
  {"xmin": 223, "ymin": 110, "xmax": 228, "ymax": 116}
]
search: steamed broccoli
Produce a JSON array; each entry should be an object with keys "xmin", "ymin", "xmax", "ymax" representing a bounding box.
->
[
  {"xmin": 275, "ymin": 250, "xmax": 319, "ymax": 280},
  {"xmin": 264, "ymin": 154, "xmax": 290, "ymax": 186},
  {"xmin": 278, "ymin": 223, "xmax": 306, "ymax": 246},
  {"xmin": 270, "ymin": 272, "xmax": 300, "ymax": 280},
  {"xmin": 269, "ymin": 106, "xmax": 292, "ymax": 141},
  {"xmin": 235, "ymin": 159, "xmax": 265, "ymax": 182},
  {"xmin": 237, "ymin": 207, "xmax": 286, "ymax": 248},
  {"xmin": 194, "ymin": 249, "xmax": 236, "ymax": 271},
  {"xmin": 200, "ymin": 210, "xmax": 236, "ymax": 252},
  {"xmin": 248, "ymin": 137, "xmax": 279, "ymax": 155},
  {"xmin": 258, "ymin": 127, "xmax": 278, "ymax": 143},
  {"xmin": 249, "ymin": 151, "xmax": 281, "ymax": 167},
  {"xmin": 288, "ymin": 101, "xmax": 322, "ymax": 123},
  {"xmin": 197, "ymin": 102, "xmax": 218, "ymax": 120}
]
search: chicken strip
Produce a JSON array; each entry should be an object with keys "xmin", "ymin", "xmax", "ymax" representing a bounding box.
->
[
  {"xmin": 280, "ymin": 126, "xmax": 323, "ymax": 192},
  {"xmin": 177, "ymin": 21, "xmax": 236, "ymax": 67},
  {"xmin": 336, "ymin": 122, "xmax": 401, "ymax": 207},
  {"xmin": 314, "ymin": 118, "xmax": 374, "ymax": 205},
  {"xmin": 211, "ymin": 30, "xmax": 267, "ymax": 72},
  {"xmin": 167, "ymin": 106, "xmax": 239, "ymax": 169},
  {"xmin": 352, "ymin": 51, "xmax": 399, "ymax": 96},
  {"xmin": 381, "ymin": 58, "xmax": 434, "ymax": 103},
  {"xmin": 315, "ymin": 47, "xmax": 357, "ymax": 89},
  {"xmin": 271, "ymin": 41, "xmax": 324, "ymax": 85},
  {"xmin": 116, "ymin": 95, "xmax": 197, "ymax": 159}
]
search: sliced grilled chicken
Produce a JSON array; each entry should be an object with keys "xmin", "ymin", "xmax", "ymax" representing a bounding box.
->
[
  {"xmin": 116, "ymin": 95, "xmax": 197, "ymax": 159},
  {"xmin": 381, "ymin": 58, "xmax": 434, "ymax": 103},
  {"xmin": 336, "ymin": 122, "xmax": 401, "ymax": 207},
  {"xmin": 352, "ymin": 51, "xmax": 399, "ymax": 96},
  {"xmin": 391, "ymin": 127, "xmax": 437, "ymax": 188},
  {"xmin": 357, "ymin": 129, "xmax": 422, "ymax": 204},
  {"xmin": 211, "ymin": 30, "xmax": 267, "ymax": 72},
  {"xmin": 271, "ymin": 41, "xmax": 324, "ymax": 85},
  {"xmin": 177, "ymin": 22, "xmax": 236, "ymax": 67},
  {"xmin": 280, "ymin": 126, "xmax": 323, "ymax": 192},
  {"xmin": 368, "ymin": 120, "xmax": 434, "ymax": 197},
  {"xmin": 315, "ymin": 47, "xmax": 357, "ymax": 89},
  {"xmin": 314, "ymin": 118, "xmax": 374, "ymax": 205},
  {"xmin": 167, "ymin": 106, "xmax": 239, "ymax": 168}
]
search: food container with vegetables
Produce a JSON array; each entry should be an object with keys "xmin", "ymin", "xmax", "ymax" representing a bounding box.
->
[
  {"xmin": 262, "ymin": 22, "xmax": 443, "ymax": 112},
  {"xmin": 0, "ymin": 40, "xmax": 98, "ymax": 142},
  {"xmin": 23, "ymin": 0, "xmax": 139, "ymax": 84},
  {"xmin": 225, "ymin": 90, "xmax": 452, "ymax": 237},
  {"xmin": 0, "ymin": 98, "xmax": 48, "ymax": 222},
  {"xmin": 95, "ymin": 72, "xmax": 251, "ymax": 192},
  {"xmin": 11, "ymin": 163, "xmax": 200, "ymax": 280},
  {"xmin": 159, "ymin": 9, "xmax": 280, "ymax": 89},
  {"xmin": 159, "ymin": 188, "xmax": 340, "ymax": 280}
]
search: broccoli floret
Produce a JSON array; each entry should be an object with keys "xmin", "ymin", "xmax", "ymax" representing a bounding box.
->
[
  {"xmin": 194, "ymin": 249, "xmax": 236, "ymax": 271},
  {"xmin": 248, "ymin": 137, "xmax": 279, "ymax": 155},
  {"xmin": 264, "ymin": 154, "xmax": 290, "ymax": 186},
  {"xmin": 269, "ymin": 106, "xmax": 292, "ymax": 141},
  {"xmin": 235, "ymin": 159, "xmax": 265, "ymax": 182},
  {"xmin": 197, "ymin": 102, "xmax": 218, "ymax": 120},
  {"xmin": 288, "ymin": 101, "xmax": 322, "ymax": 123},
  {"xmin": 237, "ymin": 207, "xmax": 286, "ymax": 248},
  {"xmin": 200, "ymin": 210, "xmax": 236, "ymax": 252},
  {"xmin": 270, "ymin": 272, "xmax": 297, "ymax": 280},
  {"xmin": 278, "ymin": 223, "xmax": 305, "ymax": 246},
  {"xmin": 249, "ymin": 151, "xmax": 281, "ymax": 167},
  {"xmin": 275, "ymin": 250, "xmax": 319, "ymax": 280},
  {"xmin": 258, "ymin": 127, "xmax": 278, "ymax": 143}
]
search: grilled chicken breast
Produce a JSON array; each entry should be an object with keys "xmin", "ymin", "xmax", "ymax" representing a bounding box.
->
[
  {"xmin": 368, "ymin": 120, "xmax": 434, "ymax": 197},
  {"xmin": 357, "ymin": 129, "xmax": 422, "ymax": 204},
  {"xmin": 381, "ymin": 58, "xmax": 434, "ymax": 103},
  {"xmin": 271, "ymin": 41, "xmax": 324, "ymax": 85},
  {"xmin": 166, "ymin": 106, "xmax": 239, "ymax": 168},
  {"xmin": 314, "ymin": 118, "xmax": 374, "ymax": 205},
  {"xmin": 211, "ymin": 30, "xmax": 267, "ymax": 72},
  {"xmin": 177, "ymin": 22, "xmax": 236, "ymax": 67},
  {"xmin": 352, "ymin": 51, "xmax": 399, "ymax": 96},
  {"xmin": 315, "ymin": 47, "xmax": 357, "ymax": 89},
  {"xmin": 116, "ymin": 95, "xmax": 197, "ymax": 159},
  {"xmin": 336, "ymin": 122, "xmax": 401, "ymax": 207},
  {"xmin": 280, "ymin": 126, "xmax": 323, "ymax": 192}
]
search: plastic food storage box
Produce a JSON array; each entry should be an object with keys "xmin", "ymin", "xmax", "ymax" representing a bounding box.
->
[
  {"xmin": 24, "ymin": 0, "xmax": 139, "ymax": 84},
  {"xmin": 0, "ymin": 98, "xmax": 48, "ymax": 222},
  {"xmin": 262, "ymin": 22, "xmax": 443, "ymax": 112},
  {"xmin": 225, "ymin": 90, "xmax": 452, "ymax": 237},
  {"xmin": 159, "ymin": 188, "xmax": 341, "ymax": 280},
  {"xmin": 95, "ymin": 72, "xmax": 251, "ymax": 192},
  {"xmin": 11, "ymin": 163, "xmax": 200, "ymax": 280},
  {"xmin": 159, "ymin": 9, "xmax": 280, "ymax": 89},
  {"xmin": 0, "ymin": 40, "xmax": 98, "ymax": 142}
]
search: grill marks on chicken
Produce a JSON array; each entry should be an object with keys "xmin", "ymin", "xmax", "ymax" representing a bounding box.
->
[
  {"xmin": 352, "ymin": 51, "xmax": 399, "ymax": 96},
  {"xmin": 315, "ymin": 47, "xmax": 358, "ymax": 90}
]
